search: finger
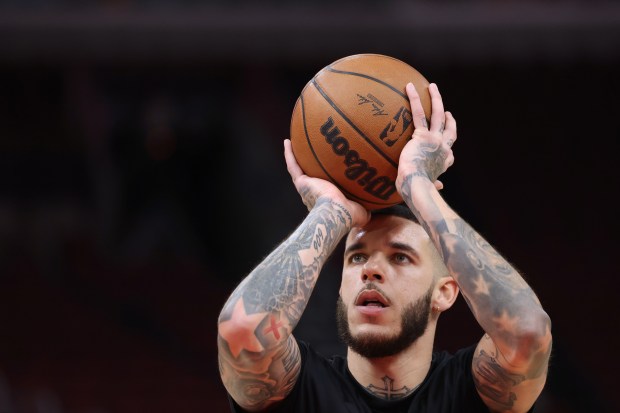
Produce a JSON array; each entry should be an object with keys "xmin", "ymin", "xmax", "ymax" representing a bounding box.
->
[
  {"xmin": 406, "ymin": 83, "xmax": 429, "ymax": 130},
  {"xmin": 284, "ymin": 139, "xmax": 304, "ymax": 181},
  {"xmin": 444, "ymin": 111, "xmax": 457, "ymax": 147},
  {"xmin": 429, "ymin": 83, "xmax": 446, "ymax": 133},
  {"xmin": 434, "ymin": 180, "xmax": 444, "ymax": 191}
]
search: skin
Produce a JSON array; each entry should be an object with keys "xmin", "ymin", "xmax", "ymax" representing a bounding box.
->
[
  {"xmin": 340, "ymin": 213, "xmax": 456, "ymax": 399},
  {"xmin": 340, "ymin": 216, "xmax": 443, "ymax": 347},
  {"xmin": 217, "ymin": 82, "xmax": 552, "ymax": 413}
]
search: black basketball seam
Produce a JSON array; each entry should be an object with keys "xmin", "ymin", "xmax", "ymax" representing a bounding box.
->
[
  {"xmin": 299, "ymin": 94, "xmax": 394, "ymax": 207},
  {"xmin": 324, "ymin": 63, "xmax": 430, "ymax": 125},
  {"xmin": 311, "ymin": 79, "xmax": 398, "ymax": 169},
  {"xmin": 325, "ymin": 67, "xmax": 409, "ymax": 100}
]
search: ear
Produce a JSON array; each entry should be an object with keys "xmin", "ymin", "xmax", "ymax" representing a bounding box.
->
[{"xmin": 433, "ymin": 276, "xmax": 459, "ymax": 313}]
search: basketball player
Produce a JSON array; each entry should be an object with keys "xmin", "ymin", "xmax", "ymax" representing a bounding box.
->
[{"xmin": 217, "ymin": 82, "xmax": 552, "ymax": 412}]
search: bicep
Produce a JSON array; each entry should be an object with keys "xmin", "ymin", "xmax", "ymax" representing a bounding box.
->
[
  {"xmin": 219, "ymin": 335, "xmax": 301, "ymax": 412},
  {"xmin": 472, "ymin": 334, "xmax": 551, "ymax": 413}
]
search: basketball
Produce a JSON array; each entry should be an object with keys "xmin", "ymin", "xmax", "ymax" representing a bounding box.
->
[{"xmin": 290, "ymin": 54, "xmax": 431, "ymax": 210}]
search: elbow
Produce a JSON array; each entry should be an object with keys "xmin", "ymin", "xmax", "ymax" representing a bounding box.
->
[
  {"xmin": 509, "ymin": 309, "xmax": 552, "ymax": 367},
  {"xmin": 523, "ymin": 308, "xmax": 552, "ymax": 344}
]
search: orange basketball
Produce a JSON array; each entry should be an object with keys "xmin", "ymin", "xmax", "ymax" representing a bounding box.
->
[{"xmin": 290, "ymin": 54, "xmax": 431, "ymax": 210}]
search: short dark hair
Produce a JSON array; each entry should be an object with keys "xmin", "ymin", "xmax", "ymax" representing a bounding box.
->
[{"xmin": 371, "ymin": 203, "xmax": 419, "ymax": 224}]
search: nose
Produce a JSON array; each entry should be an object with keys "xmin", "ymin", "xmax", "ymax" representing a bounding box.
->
[{"xmin": 361, "ymin": 256, "xmax": 385, "ymax": 283}]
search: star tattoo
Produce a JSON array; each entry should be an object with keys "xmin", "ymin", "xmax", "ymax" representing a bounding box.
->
[{"xmin": 219, "ymin": 298, "xmax": 268, "ymax": 358}]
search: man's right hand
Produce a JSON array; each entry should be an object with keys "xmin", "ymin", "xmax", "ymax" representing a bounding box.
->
[{"xmin": 284, "ymin": 139, "xmax": 370, "ymax": 228}]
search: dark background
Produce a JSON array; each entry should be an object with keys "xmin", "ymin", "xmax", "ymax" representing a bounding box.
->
[{"xmin": 1, "ymin": 1, "xmax": 619, "ymax": 412}]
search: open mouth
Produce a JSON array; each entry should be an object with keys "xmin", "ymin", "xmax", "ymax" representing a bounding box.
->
[
  {"xmin": 355, "ymin": 290, "xmax": 389, "ymax": 308},
  {"xmin": 361, "ymin": 300, "xmax": 385, "ymax": 308}
]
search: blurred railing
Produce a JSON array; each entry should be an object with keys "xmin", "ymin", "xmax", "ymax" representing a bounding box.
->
[{"xmin": 1, "ymin": 2, "xmax": 619, "ymax": 63}]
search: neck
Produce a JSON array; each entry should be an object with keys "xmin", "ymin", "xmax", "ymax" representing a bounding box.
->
[{"xmin": 347, "ymin": 323, "xmax": 437, "ymax": 400}]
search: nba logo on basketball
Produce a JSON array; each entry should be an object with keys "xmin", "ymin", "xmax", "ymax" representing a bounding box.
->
[{"xmin": 380, "ymin": 106, "xmax": 413, "ymax": 147}]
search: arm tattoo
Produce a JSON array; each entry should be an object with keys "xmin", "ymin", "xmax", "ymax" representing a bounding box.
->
[
  {"xmin": 473, "ymin": 344, "xmax": 525, "ymax": 409},
  {"xmin": 402, "ymin": 170, "xmax": 549, "ymax": 346},
  {"xmin": 235, "ymin": 198, "xmax": 350, "ymax": 319},
  {"xmin": 400, "ymin": 174, "xmax": 436, "ymax": 243},
  {"xmin": 299, "ymin": 186, "xmax": 318, "ymax": 211},
  {"xmin": 219, "ymin": 335, "xmax": 301, "ymax": 410},
  {"xmin": 400, "ymin": 171, "xmax": 551, "ymax": 388},
  {"xmin": 437, "ymin": 219, "xmax": 550, "ymax": 348},
  {"xmin": 218, "ymin": 199, "xmax": 350, "ymax": 408},
  {"xmin": 400, "ymin": 142, "xmax": 447, "ymax": 185}
]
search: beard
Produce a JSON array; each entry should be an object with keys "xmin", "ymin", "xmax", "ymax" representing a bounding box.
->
[{"xmin": 336, "ymin": 284, "xmax": 433, "ymax": 359}]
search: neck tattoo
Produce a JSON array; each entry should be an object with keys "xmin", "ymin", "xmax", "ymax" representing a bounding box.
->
[{"xmin": 365, "ymin": 375, "xmax": 419, "ymax": 400}]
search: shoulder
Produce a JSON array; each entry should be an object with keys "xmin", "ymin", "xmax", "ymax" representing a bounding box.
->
[
  {"xmin": 412, "ymin": 345, "xmax": 489, "ymax": 411},
  {"xmin": 227, "ymin": 340, "xmax": 353, "ymax": 413},
  {"xmin": 296, "ymin": 339, "xmax": 350, "ymax": 382},
  {"xmin": 426, "ymin": 345, "xmax": 481, "ymax": 392},
  {"xmin": 419, "ymin": 345, "xmax": 546, "ymax": 412},
  {"xmin": 431, "ymin": 344, "xmax": 478, "ymax": 372},
  {"xmin": 278, "ymin": 340, "xmax": 357, "ymax": 410}
]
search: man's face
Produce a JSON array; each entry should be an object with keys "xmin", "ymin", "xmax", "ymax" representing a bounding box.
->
[{"xmin": 337, "ymin": 215, "xmax": 441, "ymax": 358}]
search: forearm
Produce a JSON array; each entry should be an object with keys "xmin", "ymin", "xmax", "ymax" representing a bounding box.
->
[
  {"xmin": 219, "ymin": 198, "xmax": 351, "ymax": 340},
  {"xmin": 400, "ymin": 175, "xmax": 551, "ymax": 364},
  {"xmin": 217, "ymin": 199, "xmax": 352, "ymax": 409},
  {"xmin": 219, "ymin": 201, "xmax": 351, "ymax": 337}
]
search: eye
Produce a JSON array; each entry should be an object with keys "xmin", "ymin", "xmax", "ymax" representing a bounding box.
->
[
  {"xmin": 349, "ymin": 253, "xmax": 367, "ymax": 264},
  {"xmin": 392, "ymin": 253, "xmax": 411, "ymax": 264}
]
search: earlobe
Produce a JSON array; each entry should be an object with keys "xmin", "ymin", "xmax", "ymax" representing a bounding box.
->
[{"xmin": 433, "ymin": 276, "xmax": 459, "ymax": 312}]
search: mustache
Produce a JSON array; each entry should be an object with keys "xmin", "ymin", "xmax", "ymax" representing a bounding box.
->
[{"xmin": 354, "ymin": 283, "xmax": 390, "ymax": 305}]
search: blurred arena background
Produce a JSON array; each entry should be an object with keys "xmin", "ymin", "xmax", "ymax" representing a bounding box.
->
[{"xmin": 1, "ymin": 1, "xmax": 619, "ymax": 412}]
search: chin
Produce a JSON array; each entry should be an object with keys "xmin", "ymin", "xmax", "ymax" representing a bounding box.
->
[
  {"xmin": 351, "ymin": 325, "xmax": 398, "ymax": 341},
  {"xmin": 347, "ymin": 330, "xmax": 409, "ymax": 359}
]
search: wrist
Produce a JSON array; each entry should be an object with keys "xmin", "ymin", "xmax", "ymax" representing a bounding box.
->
[
  {"xmin": 313, "ymin": 197, "xmax": 354, "ymax": 230},
  {"xmin": 396, "ymin": 171, "xmax": 433, "ymax": 197},
  {"xmin": 330, "ymin": 200, "xmax": 354, "ymax": 229}
]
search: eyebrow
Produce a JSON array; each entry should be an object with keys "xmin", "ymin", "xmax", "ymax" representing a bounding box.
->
[
  {"xmin": 344, "ymin": 241, "xmax": 419, "ymax": 257},
  {"xmin": 389, "ymin": 242, "xmax": 420, "ymax": 258},
  {"xmin": 344, "ymin": 242, "xmax": 365, "ymax": 256}
]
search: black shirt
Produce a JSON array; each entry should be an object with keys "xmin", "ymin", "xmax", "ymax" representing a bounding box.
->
[{"xmin": 228, "ymin": 339, "xmax": 496, "ymax": 413}]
